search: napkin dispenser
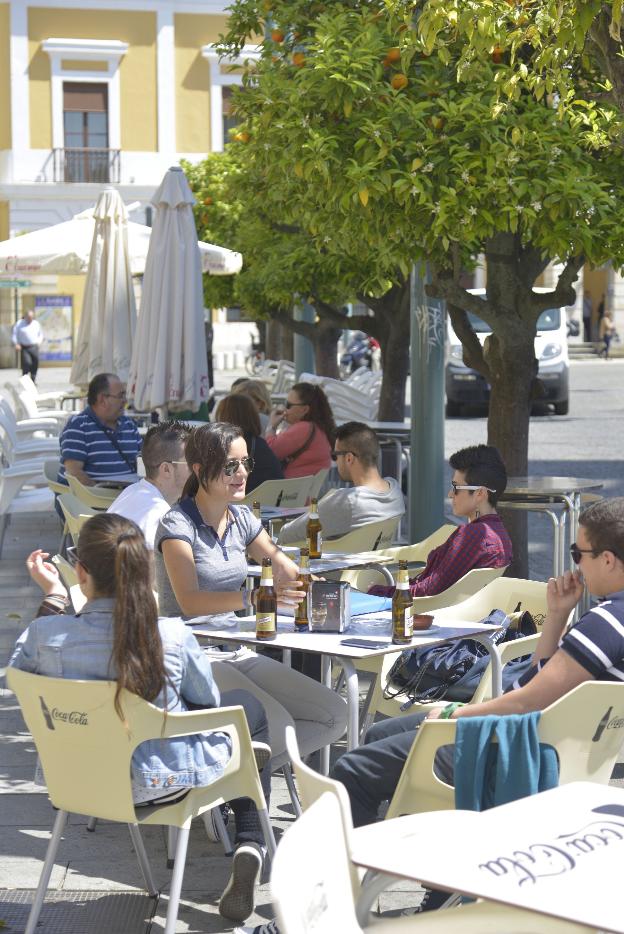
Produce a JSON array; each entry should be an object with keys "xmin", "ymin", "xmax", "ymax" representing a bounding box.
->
[{"xmin": 309, "ymin": 581, "xmax": 351, "ymax": 632}]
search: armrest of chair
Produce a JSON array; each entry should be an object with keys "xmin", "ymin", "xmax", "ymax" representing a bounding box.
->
[{"xmin": 129, "ymin": 700, "xmax": 253, "ymax": 754}]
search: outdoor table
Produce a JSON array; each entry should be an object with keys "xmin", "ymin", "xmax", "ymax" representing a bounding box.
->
[
  {"xmin": 191, "ymin": 618, "xmax": 502, "ymax": 761},
  {"xmin": 351, "ymin": 781, "xmax": 624, "ymax": 932},
  {"xmin": 499, "ymin": 476, "xmax": 603, "ymax": 578}
]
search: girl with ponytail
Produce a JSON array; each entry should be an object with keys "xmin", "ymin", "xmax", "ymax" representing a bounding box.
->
[
  {"xmin": 265, "ymin": 381, "xmax": 335, "ymax": 478},
  {"xmin": 11, "ymin": 513, "xmax": 274, "ymax": 924}
]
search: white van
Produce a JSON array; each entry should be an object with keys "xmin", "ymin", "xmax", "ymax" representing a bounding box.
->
[{"xmin": 445, "ymin": 288, "xmax": 569, "ymax": 417}]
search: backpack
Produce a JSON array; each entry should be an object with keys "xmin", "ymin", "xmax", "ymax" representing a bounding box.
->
[{"xmin": 384, "ymin": 607, "xmax": 538, "ymax": 709}]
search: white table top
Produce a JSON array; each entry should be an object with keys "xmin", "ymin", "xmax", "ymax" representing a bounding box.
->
[
  {"xmin": 351, "ymin": 781, "xmax": 624, "ymax": 933},
  {"xmin": 191, "ymin": 618, "xmax": 499, "ymax": 659}
]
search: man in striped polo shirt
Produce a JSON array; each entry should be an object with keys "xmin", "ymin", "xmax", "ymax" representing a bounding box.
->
[
  {"xmin": 333, "ymin": 496, "xmax": 624, "ymax": 837},
  {"xmin": 58, "ymin": 373, "xmax": 142, "ymax": 487}
]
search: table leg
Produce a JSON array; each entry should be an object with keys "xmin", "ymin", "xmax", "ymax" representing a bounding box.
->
[
  {"xmin": 356, "ymin": 870, "xmax": 400, "ymax": 926},
  {"xmin": 335, "ymin": 656, "xmax": 360, "ymax": 750},
  {"xmin": 320, "ymin": 655, "xmax": 331, "ymax": 775}
]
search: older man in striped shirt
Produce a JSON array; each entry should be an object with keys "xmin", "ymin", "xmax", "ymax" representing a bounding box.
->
[{"xmin": 58, "ymin": 373, "xmax": 141, "ymax": 487}]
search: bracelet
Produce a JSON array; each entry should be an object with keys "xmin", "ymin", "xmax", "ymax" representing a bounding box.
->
[{"xmin": 439, "ymin": 702, "xmax": 465, "ymax": 720}]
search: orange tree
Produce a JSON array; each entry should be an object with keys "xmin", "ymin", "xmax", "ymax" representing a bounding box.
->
[
  {"xmin": 416, "ymin": 2, "xmax": 624, "ymax": 118},
  {"xmin": 183, "ymin": 149, "xmax": 407, "ymax": 386},
  {"xmin": 220, "ymin": 0, "xmax": 624, "ymax": 476}
]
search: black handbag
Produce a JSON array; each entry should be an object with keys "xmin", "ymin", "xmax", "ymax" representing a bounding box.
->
[{"xmin": 384, "ymin": 607, "xmax": 537, "ymax": 707}]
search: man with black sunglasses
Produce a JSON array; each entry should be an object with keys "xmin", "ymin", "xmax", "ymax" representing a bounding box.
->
[{"xmin": 278, "ymin": 422, "xmax": 404, "ymax": 545}]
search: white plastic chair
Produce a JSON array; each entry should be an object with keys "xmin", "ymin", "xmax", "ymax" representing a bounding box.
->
[
  {"xmin": 242, "ymin": 474, "xmax": 316, "ymax": 507},
  {"xmin": 7, "ymin": 668, "xmax": 276, "ymax": 934},
  {"xmin": 0, "ymin": 463, "xmax": 54, "ymax": 556},
  {"xmin": 57, "ymin": 493, "xmax": 97, "ymax": 545},
  {"xmin": 271, "ymin": 791, "xmax": 591, "ymax": 933},
  {"xmin": 66, "ymin": 473, "xmax": 120, "ymax": 509}
]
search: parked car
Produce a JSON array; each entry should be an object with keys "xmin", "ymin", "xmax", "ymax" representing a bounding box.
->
[{"xmin": 445, "ymin": 289, "xmax": 570, "ymax": 417}]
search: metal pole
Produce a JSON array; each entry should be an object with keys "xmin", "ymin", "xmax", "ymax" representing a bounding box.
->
[
  {"xmin": 409, "ymin": 264, "xmax": 447, "ymax": 542},
  {"xmin": 293, "ymin": 300, "xmax": 316, "ymax": 378}
]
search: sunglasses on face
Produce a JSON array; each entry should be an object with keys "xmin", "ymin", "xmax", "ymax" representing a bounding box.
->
[
  {"xmin": 223, "ymin": 457, "xmax": 255, "ymax": 476},
  {"xmin": 285, "ymin": 401, "xmax": 306, "ymax": 409},
  {"xmin": 570, "ymin": 542, "xmax": 598, "ymax": 564},
  {"xmin": 66, "ymin": 545, "xmax": 89, "ymax": 572},
  {"xmin": 450, "ymin": 481, "xmax": 496, "ymax": 495}
]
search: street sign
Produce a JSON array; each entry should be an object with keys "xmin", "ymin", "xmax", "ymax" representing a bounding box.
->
[{"xmin": 0, "ymin": 279, "xmax": 31, "ymax": 288}]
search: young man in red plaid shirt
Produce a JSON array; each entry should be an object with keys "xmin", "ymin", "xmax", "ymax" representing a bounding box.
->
[{"xmin": 369, "ymin": 444, "xmax": 512, "ymax": 599}]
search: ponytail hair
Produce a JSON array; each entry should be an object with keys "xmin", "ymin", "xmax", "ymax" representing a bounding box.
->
[
  {"xmin": 291, "ymin": 382, "xmax": 336, "ymax": 444},
  {"xmin": 77, "ymin": 513, "xmax": 169, "ymax": 720},
  {"xmin": 181, "ymin": 422, "xmax": 243, "ymax": 499}
]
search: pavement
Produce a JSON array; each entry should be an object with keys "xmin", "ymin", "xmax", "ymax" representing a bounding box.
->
[{"xmin": 1, "ymin": 360, "xmax": 623, "ymax": 932}]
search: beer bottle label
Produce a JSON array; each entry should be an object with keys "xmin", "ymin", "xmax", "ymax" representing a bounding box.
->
[
  {"xmin": 404, "ymin": 608, "xmax": 413, "ymax": 637},
  {"xmin": 256, "ymin": 612, "xmax": 276, "ymax": 633}
]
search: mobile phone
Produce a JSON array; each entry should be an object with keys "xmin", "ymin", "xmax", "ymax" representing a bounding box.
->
[{"xmin": 339, "ymin": 638, "xmax": 389, "ymax": 649}]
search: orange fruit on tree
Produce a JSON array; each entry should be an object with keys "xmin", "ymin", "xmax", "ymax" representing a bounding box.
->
[
  {"xmin": 491, "ymin": 45, "xmax": 504, "ymax": 64},
  {"xmin": 292, "ymin": 51, "xmax": 306, "ymax": 66},
  {"xmin": 386, "ymin": 47, "xmax": 401, "ymax": 62},
  {"xmin": 271, "ymin": 29, "xmax": 285, "ymax": 42},
  {"xmin": 391, "ymin": 73, "xmax": 408, "ymax": 90},
  {"xmin": 234, "ymin": 131, "xmax": 250, "ymax": 143}
]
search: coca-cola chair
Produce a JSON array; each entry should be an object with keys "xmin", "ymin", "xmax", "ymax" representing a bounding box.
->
[{"xmin": 7, "ymin": 667, "xmax": 276, "ymax": 934}]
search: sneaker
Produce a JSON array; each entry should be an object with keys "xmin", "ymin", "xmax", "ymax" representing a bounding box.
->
[
  {"xmin": 219, "ymin": 842, "xmax": 263, "ymax": 922},
  {"xmin": 203, "ymin": 803, "xmax": 231, "ymax": 844},
  {"xmin": 414, "ymin": 887, "xmax": 461, "ymax": 913},
  {"xmin": 252, "ymin": 741, "xmax": 272, "ymax": 773},
  {"xmin": 233, "ymin": 922, "xmax": 280, "ymax": 934}
]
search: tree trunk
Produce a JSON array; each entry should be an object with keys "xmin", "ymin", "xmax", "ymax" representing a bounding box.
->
[
  {"xmin": 315, "ymin": 324, "xmax": 341, "ymax": 378},
  {"xmin": 484, "ymin": 324, "xmax": 537, "ymax": 578},
  {"xmin": 280, "ymin": 325, "xmax": 294, "ymax": 363},
  {"xmin": 376, "ymin": 284, "xmax": 411, "ymax": 421},
  {"xmin": 265, "ymin": 320, "xmax": 282, "ymax": 360}
]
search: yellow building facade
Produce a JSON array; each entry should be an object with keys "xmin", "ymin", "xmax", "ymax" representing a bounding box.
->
[{"xmin": 0, "ymin": 0, "xmax": 256, "ymax": 362}]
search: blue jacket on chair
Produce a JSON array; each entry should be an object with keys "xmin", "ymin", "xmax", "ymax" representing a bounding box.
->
[{"xmin": 454, "ymin": 712, "xmax": 559, "ymax": 811}]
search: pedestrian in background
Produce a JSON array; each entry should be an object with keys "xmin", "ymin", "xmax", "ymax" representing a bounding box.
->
[
  {"xmin": 12, "ymin": 309, "xmax": 43, "ymax": 383},
  {"xmin": 598, "ymin": 310, "xmax": 617, "ymax": 360},
  {"xmin": 582, "ymin": 291, "xmax": 593, "ymax": 343}
]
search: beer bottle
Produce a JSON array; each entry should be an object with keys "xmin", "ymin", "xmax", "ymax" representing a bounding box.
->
[
  {"xmin": 294, "ymin": 547, "xmax": 311, "ymax": 632},
  {"xmin": 256, "ymin": 557, "xmax": 277, "ymax": 641},
  {"xmin": 306, "ymin": 498, "xmax": 322, "ymax": 559},
  {"xmin": 392, "ymin": 560, "xmax": 413, "ymax": 645}
]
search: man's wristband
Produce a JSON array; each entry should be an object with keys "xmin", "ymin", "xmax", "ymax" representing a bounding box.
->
[{"xmin": 439, "ymin": 702, "xmax": 465, "ymax": 720}]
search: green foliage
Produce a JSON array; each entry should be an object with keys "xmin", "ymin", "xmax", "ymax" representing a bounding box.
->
[{"xmin": 219, "ymin": 0, "xmax": 624, "ymax": 285}]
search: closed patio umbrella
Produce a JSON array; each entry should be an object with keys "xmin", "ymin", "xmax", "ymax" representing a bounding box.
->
[
  {"xmin": 70, "ymin": 188, "xmax": 136, "ymax": 387},
  {"xmin": 127, "ymin": 167, "xmax": 210, "ymax": 413}
]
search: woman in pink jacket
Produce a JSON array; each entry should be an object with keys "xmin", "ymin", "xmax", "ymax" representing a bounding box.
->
[{"xmin": 265, "ymin": 382, "xmax": 335, "ymax": 478}]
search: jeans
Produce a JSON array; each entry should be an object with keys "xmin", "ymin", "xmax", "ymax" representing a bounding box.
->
[
  {"xmin": 192, "ymin": 688, "xmax": 271, "ymax": 847},
  {"xmin": 332, "ymin": 713, "xmax": 455, "ymax": 827},
  {"xmin": 20, "ymin": 345, "xmax": 39, "ymax": 381}
]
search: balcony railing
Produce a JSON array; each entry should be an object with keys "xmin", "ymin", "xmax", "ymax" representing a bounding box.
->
[{"xmin": 52, "ymin": 147, "xmax": 121, "ymax": 184}]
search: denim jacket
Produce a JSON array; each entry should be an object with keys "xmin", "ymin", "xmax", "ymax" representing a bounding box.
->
[{"xmin": 9, "ymin": 597, "xmax": 232, "ymax": 789}]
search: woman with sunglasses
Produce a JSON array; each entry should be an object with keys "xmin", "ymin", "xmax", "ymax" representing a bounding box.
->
[
  {"xmin": 369, "ymin": 444, "xmax": 512, "ymax": 598},
  {"xmin": 11, "ymin": 513, "xmax": 273, "ymax": 924},
  {"xmin": 265, "ymin": 382, "xmax": 335, "ymax": 478},
  {"xmin": 155, "ymin": 422, "xmax": 347, "ymax": 800}
]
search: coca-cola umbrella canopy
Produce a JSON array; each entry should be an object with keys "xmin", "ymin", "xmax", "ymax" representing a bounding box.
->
[{"xmin": 128, "ymin": 167, "xmax": 222, "ymax": 413}]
